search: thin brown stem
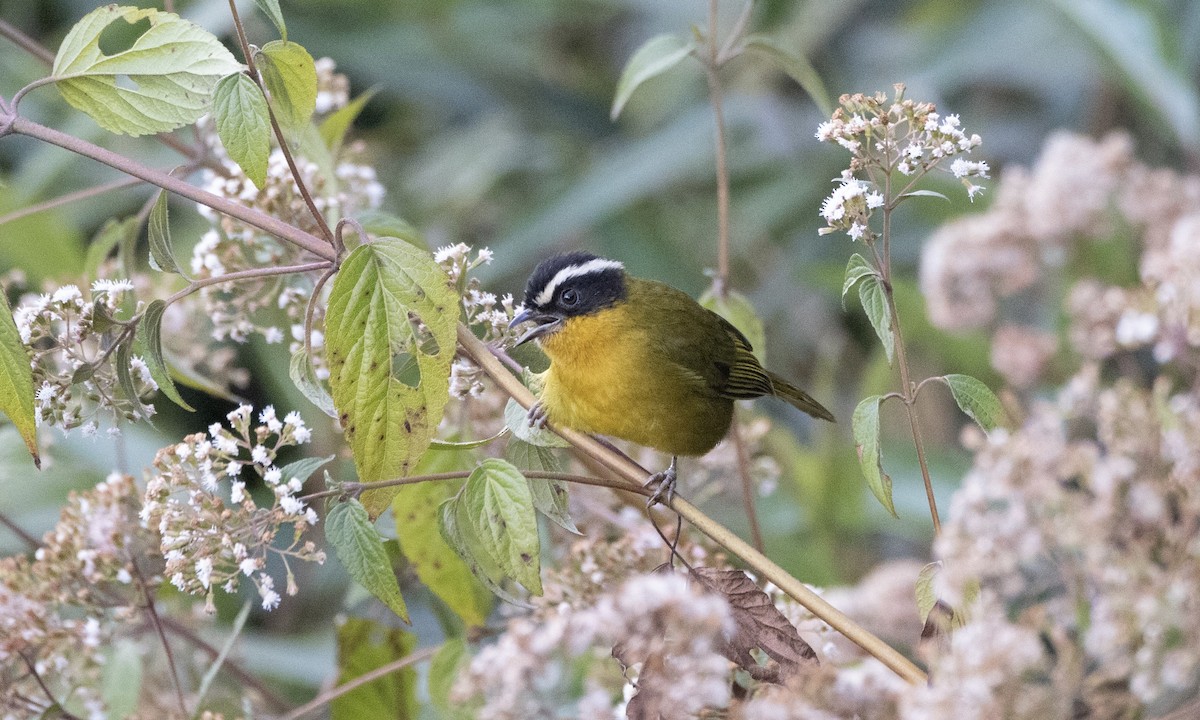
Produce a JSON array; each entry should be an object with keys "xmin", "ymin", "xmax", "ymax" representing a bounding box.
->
[
  {"xmin": 227, "ymin": 0, "xmax": 337, "ymax": 247},
  {"xmin": 0, "ymin": 175, "xmax": 147, "ymax": 227},
  {"xmin": 302, "ymin": 469, "xmax": 649, "ymax": 504},
  {"xmin": 879, "ymin": 190, "xmax": 940, "ymax": 534},
  {"xmin": 166, "ymin": 261, "xmax": 333, "ymax": 306},
  {"xmin": 0, "ymin": 19, "xmax": 54, "ymax": 65},
  {"xmin": 0, "ymin": 512, "xmax": 40, "ymax": 550},
  {"xmin": 458, "ymin": 325, "xmax": 927, "ymax": 685},
  {"xmin": 158, "ymin": 617, "xmax": 292, "ymax": 713},
  {"xmin": 279, "ymin": 646, "xmax": 439, "ymax": 720},
  {"xmin": 131, "ymin": 562, "xmax": 188, "ymax": 717},
  {"xmin": 19, "ymin": 652, "xmax": 84, "ymax": 719},
  {"xmin": 729, "ymin": 408, "xmax": 764, "ymax": 552},
  {"xmin": 5, "ymin": 115, "xmax": 336, "ymax": 261},
  {"xmin": 705, "ymin": 0, "xmax": 731, "ymax": 298}
]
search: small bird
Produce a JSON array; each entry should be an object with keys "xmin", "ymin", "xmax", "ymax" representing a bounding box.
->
[{"xmin": 509, "ymin": 252, "xmax": 835, "ymax": 502}]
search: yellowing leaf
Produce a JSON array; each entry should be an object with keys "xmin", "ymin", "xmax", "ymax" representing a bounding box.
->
[
  {"xmin": 332, "ymin": 618, "xmax": 417, "ymax": 720},
  {"xmin": 324, "ymin": 239, "xmax": 458, "ymax": 517},
  {"xmin": 0, "ymin": 291, "xmax": 38, "ymax": 467},
  {"xmin": 257, "ymin": 40, "xmax": 317, "ymax": 138},
  {"xmin": 52, "ymin": 5, "xmax": 242, "ymax": 136}
]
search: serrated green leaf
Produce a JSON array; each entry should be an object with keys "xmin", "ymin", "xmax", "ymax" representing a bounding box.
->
[
  {"xmin": 502, "ymin": 398, "xmax": 569, "ymax": 448},
  {"xmin": 742, "ymin": 34, "xmax": 832, "ymax": 117},
  {"xmin": 278, "ymin": 454, "xmax": 334, "ymax": 485},
  {"xmin": 439, "ymin": 494, "xmax": 528, "ymax": 607},
  {"xmin": 331, "ymin": 617, "xmax": 417, "ymax": 720},
  {"xmin": 699, "ymin": 288, "xmax": 766, "ymax": 363},
  {"xmin": 101, "ymin": 639, "xmax": 143, "ymax": 719},
  {"xmin": 942, "ymin": 374, "xmax": 1007, "ymax": 431},
  {"xmin": 326, "ymin": 499, "xmax": 410, "ymax": 622},
  {"xmin": 428, "ymin": 638, "xmax": 471, "ymax": 720},
  {"xmin": 858, "ymin": 275, "xmax": 894, "ymax": 365},
  {"xmin": 461, "ymin": 459, "xmax": 541, "ymax": 595},
  {"xmin": 611, "ymin": 33, "xmax": 695, "ymax": 120},
  {"xmin": 213, "ymin": 72, "xmax": 271, "ymax": 188},
  {"xmin": 852, "ymin": 395, "xmax": 896, "ymax": 517},
  {"xmin": 289, "ymin": 347, "xmax": 337, "ymax": 418},
  {"xmin": 51, "ymin": 6, "xmax": 242, "ymax": 136},
  {"xmin": 146, "ymin": 190, "xmax": 183, "ymax": 275},
  {"xmin": 320, "ymin": 88, "xmax": 378, "ymax": 155},
  {"xmin": 393, "ymin": 481, "xmax": 492, "ymax": 627},
  {"xmin": 257, "ymin": 40, "xmax": 317, "ymax": 138},
  {"xmin": 916, "ymin": 561, "xmax": 940, "ymax": 624},
  {"xmin": 252, "ymin": 0, "xmax": 287, "ymax": 41},
  {"xmin": 0, "ymin": 292, "xmax": 40, "ymax": 467},
  {"xmin": 324, "ymin": 239, "xmax": 458, "ymax": 517},
  {"xmin": 841, "ymin": 253, "xmax": 875, "ymax": 310},
  {"xmin": 83, "ymin": 216, "xmax": 137, "ymax": 278},
  {"xmin": 139, "ymin": 300, "xmax": 193, "ymax": 411},
  {"xmin": 506, "ymin": 439, "xmax": 578, "ymax": 534}
]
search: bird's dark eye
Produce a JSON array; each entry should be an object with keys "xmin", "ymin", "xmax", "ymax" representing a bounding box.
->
[{"xmin": 560, "ymin": 288, "xmax": 579, "ymax": 306}]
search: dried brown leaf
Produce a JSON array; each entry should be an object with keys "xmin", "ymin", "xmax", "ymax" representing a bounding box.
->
[
  {"xmin": 690, "ymin": 567, "xmax": 817, "ymax": 681},
  {"xmin": 624, "ymin": 651, "xmax": 669, "ymax": 720}
]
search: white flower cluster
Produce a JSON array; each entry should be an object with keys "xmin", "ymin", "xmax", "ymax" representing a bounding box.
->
[
  {"xmin": 453, "ymin": 572, "xmax": 733, "ymax": 718},
  {"xmin": 13, "ymin": 280, "xmax": 157, "ymax": 436},
  {"xmin": 816, "ymin": 87, "xmax": 988, "ymax": 241},
  {"xmin": 435, "ymin": 243, "xmax": 517, "ymax": 399},
  {"xmin": 140, "ymin": 405, "xmax": 325, "ymax": 612}
]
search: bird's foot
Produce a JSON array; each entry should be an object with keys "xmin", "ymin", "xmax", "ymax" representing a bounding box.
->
[
  {"xmin": 526, "ymin": 402, "xmax": 549, "ymax": 430},
  {"xmin": 645, "ymin": 456, "xmax": 678, "ymax": 508}
]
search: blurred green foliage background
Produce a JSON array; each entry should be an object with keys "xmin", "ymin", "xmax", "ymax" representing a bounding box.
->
[{"xmin": 3, "ymin": 0, "xmax": 1199, "ymax": 702}]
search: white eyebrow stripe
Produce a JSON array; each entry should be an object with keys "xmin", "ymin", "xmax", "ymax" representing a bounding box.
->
[{"xmin": 534, "ymin": 258, "xmax": 625, "ymax": 306}]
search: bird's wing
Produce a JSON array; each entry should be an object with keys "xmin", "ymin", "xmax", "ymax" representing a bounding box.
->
[{"xmin": 711, "ymin": 316, "xmax": 775, "ymax": 400}]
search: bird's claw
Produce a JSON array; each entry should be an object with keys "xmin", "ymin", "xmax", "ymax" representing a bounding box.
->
[
  {"xmin": 527, "ymin": 402, "xmax": 549, "ymax": 430},
  {"xmin": 645, "ymin": 457, "xmax": 678, "ymax": 508}
]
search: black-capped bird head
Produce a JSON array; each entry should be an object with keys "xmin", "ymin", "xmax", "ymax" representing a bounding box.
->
[{"xmin": 509, "ymin": 252, "xmax": 628, "ymax": 346}]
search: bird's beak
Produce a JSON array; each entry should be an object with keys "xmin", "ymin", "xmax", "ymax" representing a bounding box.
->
[{"xmin": 509, "ymin": 309, "xmax": 562, "ymax": 346}]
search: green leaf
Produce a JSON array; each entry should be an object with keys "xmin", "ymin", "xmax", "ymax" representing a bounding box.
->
[
  {"xmin": 51, "ymin": 6, "xmax": 242, "ymax": 136},
  {"xmin": 324, "ymin": 239, "xmax": 458, "ymax": 517},
  {"xmin": 0, "ymin": 292, "xmax": 39, "ymax": 467},
  {"xmin": 699, "ymin": 288, "xmax": 766, "ymax": 363},
  {"xmin": 101, "ymin": 639, "xmax": 143, "ymax": 719},
  {"xmin": 354, "ymin": 210, "xmax": 423, "ymax": 248},
  {"xmin": 113, "ymin": 333, "xmax": 147, "ymax": 421},
  {"xmin": 320, "ymin": 88, "xmax": 378, "ymax": 155},
  {"xmin": 506, "ymin": 439, "xmax": 578, "ymax": 535},
  {"xmin": 460, "ymin": 459, "xmax": 541, "ymax": 595},
  {"xmin": 942, "ymin": 374, "xmax": 1007, "ymax": 432},
  {"xmin": 277, "ymin": 454, "xmax": 335, "ymax": 485},
  {"xmin": 212, "ymin": 72, "xmax": 271, "ymax": 189},
  {"xmin": 858, "ymin": 275, "xmax": 894, "ymax": 365},
  {"xmin": 916, "ymin": 561, "xmax": 940, "ymax": 624},
  {"xmin": 257, "ymin": 40, "xmax": 318, "ymax": 138},
  {"xmin": 146, "ymin": 190, "xmax": 184, "ymax": 275},
  {"xmin": 852, "ymin": 395, "xmax": 896, "ymax": 517},
  {"xmin": 393, "ymin": 481, "xmax": 492, "ymax": 627},
  {"xmin": 83, "ymin": 216, "xmax": 138, "ymax": 278},
  {"xmin": 252, "ymin": 0, "xmax": 287, "ymax": 41},
  {"xmin": 439, "ymin": 494, "xmax": 528, "ymax": 607},
  {"xmin": 289, "ymin": 347, "xmax": 337, "ymax": 418},
  {"xmin": 138, "ymin": 300, "xmax": 194, "ymax": 411},
  {"xmin": 841, "ymin": 253, "xmax": 875, "ymax": 310},
  {"xmin": 331, "ymin": 618, "xmax": 417, "ymax": 720},
  {"xmin": 503, "ymin": 399, "xmax": 569, "ymax": 448},
  {"xmin": 611, "ymin": 33, "xmax": 695, "ymax": 120},
  {"xmin": 326, "ymin": 499, "xmax": 410, "ymax": 622},
  {"xmin": 428, "ymin": 638, "xmax": 471, "ymax": 720},
  {"xmin": 742, "ymin": 34, "xmax": 832, "ymax": 117}
]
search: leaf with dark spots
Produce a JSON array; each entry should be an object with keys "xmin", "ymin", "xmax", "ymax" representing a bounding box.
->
[{"xmin": 690, "ymin": 567, "xmax": 817, "ymax": 682}]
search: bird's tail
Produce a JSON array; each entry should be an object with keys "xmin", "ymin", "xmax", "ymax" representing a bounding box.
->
[{"xmin": 768, "ymin": 372, "xmax": 836, "ymax": 422}]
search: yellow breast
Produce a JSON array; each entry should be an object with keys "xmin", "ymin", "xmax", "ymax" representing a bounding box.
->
[{"xmin": 537, "ymin": 304, "xmax": 731, "ymax": 456}]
